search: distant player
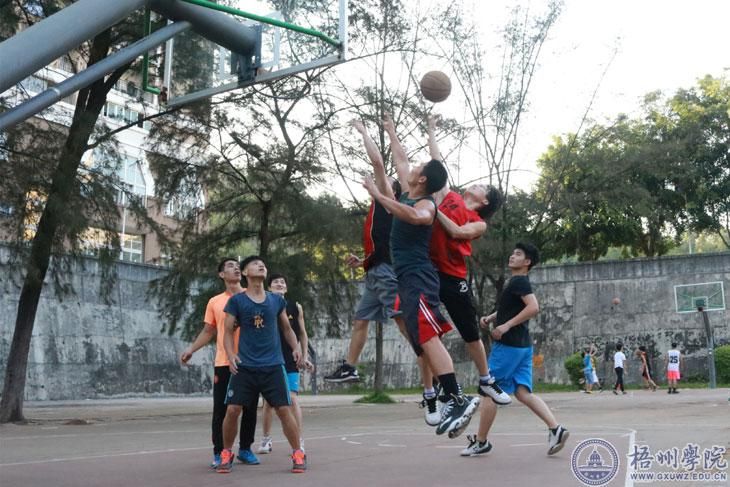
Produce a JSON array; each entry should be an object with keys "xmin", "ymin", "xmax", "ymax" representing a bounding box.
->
[
  {"xmin": 218, "ymin": 256, "xmax": 306, "ymax": 474},
  {"xmin": 581, "ymin": 350, "xmax": 594, "ymax": 394},
  {"xmin": 665, "ymin": 343, "xmax": 682, "ymax": 394},
  {"xmin": 613, "ymin": 343, "xmax": 627, "ymax": 395},
  {"xmin": 636, "ymin": 346, "xmax": 657, "ymax": 391},
  {"xmin": 461, "ymin": 243, "xmax": 569, "ymax": 457},
  {"xmin": 179, "ymin": 258, "xmax": 259, "ymax": 468},
  {"xmin": 258, "ymin": 273, "xmax": 313, "ymax": 454}
]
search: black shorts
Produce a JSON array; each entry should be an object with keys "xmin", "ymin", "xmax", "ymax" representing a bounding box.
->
[
  {"xmin": 226, "ymin": 365, "xmax": 291, "ymax": 408},
  {"xmin": 395, "ymin": 268, "xmax": 453, "ymax": 356},
  {"xmin": 438, "ymin": 272, "xmax": 480, "ymax": 343}
]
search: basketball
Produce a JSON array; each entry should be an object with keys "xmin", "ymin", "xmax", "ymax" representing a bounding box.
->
[
  {"xmin": 420, "ymin": 71, "xmax": 451, "ymax": 103},
  {"xmin": 611, "ymin": 297, "xmax": 621, "ymax": 305}
]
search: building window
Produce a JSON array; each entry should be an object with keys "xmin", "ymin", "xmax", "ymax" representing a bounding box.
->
[
  {"xmin": 103, "ymin": 102, "xmax": 149, "ymax": 130},
  {"xmin": 120, "ymin": 234, "xmax": 143, "ymax": 263},
  {"xmin": 117, "ymin": 157, "xmax": 148, "ymax": 206}
]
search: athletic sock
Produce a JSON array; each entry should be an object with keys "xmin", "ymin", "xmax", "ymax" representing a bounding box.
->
[
  {"xmin": 479, "ymin": 374, "xmax": 492, "ymax": 383},
  {"xmin": 438, "ymin": 373, "xmax": 460, "ymax": 397},
  {"xmin": 423, "ymin": 387, "xmax": 436, "ymax": 399}
]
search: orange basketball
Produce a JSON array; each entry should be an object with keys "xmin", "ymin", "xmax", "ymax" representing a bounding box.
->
[{"xmin": 420, "ymin": 71, "xmax": 451, "ymax": 103}]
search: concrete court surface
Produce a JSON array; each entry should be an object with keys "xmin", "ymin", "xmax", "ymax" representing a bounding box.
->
[{"xmin": 1, "ymin": 389, "xmax": 728, "ymax": 487}]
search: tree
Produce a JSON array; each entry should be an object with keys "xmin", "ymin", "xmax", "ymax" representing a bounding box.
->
[
  {"xmin": 655, "ymin": 76, "xmax": 730, "ymax": 248},
  {"xmin": 434, "ymin": 1, "xmax": 563, "ymax": 301},
  {"xmin": 148, "ymin": 0, "xmax": 362, "ymax": 340},
  {"xmin": 0, "ymin": 1, "xmax": 156, "ymax": 422}
]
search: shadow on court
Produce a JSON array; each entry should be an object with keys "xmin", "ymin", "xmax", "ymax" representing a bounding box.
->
[{"xmin": 1, "ymin": 390, "xmax": 728, "ymax": 487}]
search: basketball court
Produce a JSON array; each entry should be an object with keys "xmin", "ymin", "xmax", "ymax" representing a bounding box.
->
[{"xmin": 1, "ymin": 389, "xmax": 728, "ymax": 487}]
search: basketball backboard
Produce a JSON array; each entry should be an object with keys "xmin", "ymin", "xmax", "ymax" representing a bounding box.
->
[
  {"xmin": 674, "ymin": 281, "xmax": 726, "ymax": 313},
  {"xmin": 155, "ymin": 0, "xmax": 348, "ymax": 107}
]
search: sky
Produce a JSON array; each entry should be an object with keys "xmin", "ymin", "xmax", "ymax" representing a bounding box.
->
[
  {"xmin": 503, "ymin": 0, "xmax": 730, "ymax": 190},
  {"xmin": 187, "ymin": 0, "xmax": 730, "ymax": 199}
]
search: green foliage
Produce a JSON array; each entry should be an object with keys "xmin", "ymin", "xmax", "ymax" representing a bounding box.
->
[
  {"xmin": 714, "ymin": 345, "xmax": 730, "ymax": 383},
  {"xmin": 564, "ymin": 352, "xmax": 584, "ymax": 387}
]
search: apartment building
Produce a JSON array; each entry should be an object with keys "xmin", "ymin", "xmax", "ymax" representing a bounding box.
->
[{"xmin": 1, "ymin": 56, "xmax": 203, "ymax": 266}]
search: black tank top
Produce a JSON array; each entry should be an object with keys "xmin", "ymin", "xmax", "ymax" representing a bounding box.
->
[
  {"xmin": 390, "ymin": 193, "xmax": 437, "ymax": 276},
  {"xmin": 280, "ymin": 300, "xmax": 302, "ymax": 373}
]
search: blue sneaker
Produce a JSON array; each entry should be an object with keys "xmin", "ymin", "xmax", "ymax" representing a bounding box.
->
[
  {"xmin": 210, "ymin": 453, "xmax": 222, "ymax": 469},
  {"xmin": 237, "ymin": 449, "xmax": 260, "ymax": 465}
]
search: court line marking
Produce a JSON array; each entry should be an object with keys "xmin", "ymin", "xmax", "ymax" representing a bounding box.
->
[
  {"xmin": 625, "ymin": 428, "xmax": 637, "ymax": 487},
  {"xmin": 1, "ymin": 429, "xmax": 206, "ymax": 441},
  {"xmin": 0, "ymin": 428, "xmax": 638, "ymax": 467},
  {"xmin": 0, "ymin": 446, "xmax": 209, "ymax": 467}
]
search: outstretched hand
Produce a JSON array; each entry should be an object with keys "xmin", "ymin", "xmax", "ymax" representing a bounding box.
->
[
  {"xmin": 351, "ymin": 119, "xmax": 366, "ymax": 133},
  {"xmin": 427, "ymin": 113, "xmax": 440, "ymax": 132},
  {"xmin": 362, "ymin": 175, "xmax": 379, "ymax": 196},
  {"xmin": 382, "ymin": 113, "xmax": 395, "ymax": 133},
  {"xmin": 345, "ymin": 253, "xmax": 363, "ymax": 269}
]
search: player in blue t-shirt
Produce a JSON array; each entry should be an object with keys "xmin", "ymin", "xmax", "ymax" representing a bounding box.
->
[{"xmin": 217, "ymin": 255, "xmax": 307, "ymax": 474}]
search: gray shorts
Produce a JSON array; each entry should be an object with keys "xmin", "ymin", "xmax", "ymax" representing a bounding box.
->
[{"xmin": 354, "ymin": 263, "xmax": 400, "ymax": 322}]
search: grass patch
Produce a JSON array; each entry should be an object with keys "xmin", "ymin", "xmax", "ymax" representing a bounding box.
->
[{"xmin": 354, "ymin": 390, "xmax": 397, "ymax": 404}]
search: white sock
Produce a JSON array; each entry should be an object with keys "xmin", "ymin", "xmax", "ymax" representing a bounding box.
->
[{"xmin": 424, "ymin": 387, "xmax": 436, "ymax": 398}]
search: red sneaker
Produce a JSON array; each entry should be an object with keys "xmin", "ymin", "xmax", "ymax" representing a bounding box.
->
[
  {"xmin": 291, "ymin": 449, "xmax": 307, "ymax": 473},
  {"xmin": 216, "ymin": 449, "xmax": 233, "ymax": 473}
]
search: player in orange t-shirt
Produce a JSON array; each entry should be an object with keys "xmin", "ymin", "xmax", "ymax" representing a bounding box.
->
[{"xmin": 180, "ymin": 258, "xmax": 260, "ymax": 468}]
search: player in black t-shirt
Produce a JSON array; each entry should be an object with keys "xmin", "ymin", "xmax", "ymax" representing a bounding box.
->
[
  {"xmin": 258, "ymin": 273, "xmax": 314, "ymax": 455},
  {"xmin": 460, "ymin": 243, "xmax": 570, "ymax": 457}
]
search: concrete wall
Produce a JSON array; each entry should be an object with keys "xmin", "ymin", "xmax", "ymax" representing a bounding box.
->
[
  {"xmin": 1, "ymin": 248, "xmax": 728, "ymax": 400},
  {"xmin": 529, "ymin": 253, "xmax": 730, "ymax": 386}
]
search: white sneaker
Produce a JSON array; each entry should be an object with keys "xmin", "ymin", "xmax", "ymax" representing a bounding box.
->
[
  {"xmin": 258, "ymin": 436, "xmax": 272, "ymax": 454},
  {"xmin": 478, "ymin": 377, "xmax": 512, "ymax": 405},
  {"xmin": 547, "ymin": 425, "xmax": 569, "ymax": 455},
  {"xmin": 421, "ymin": 393, "xmax": 441, "ymax": 426},
  {"xmin": 460, "ymin": 435, "xmax": 493, "ymax": 456}
]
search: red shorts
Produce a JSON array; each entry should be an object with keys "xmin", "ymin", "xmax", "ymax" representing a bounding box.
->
[
  {"xmin": 394, "ymin": 270, "xmax": 452, "ymax": 355},
  {"xmin": 666, "ymin": 370, "xmax": 680, "ymax": 380}
]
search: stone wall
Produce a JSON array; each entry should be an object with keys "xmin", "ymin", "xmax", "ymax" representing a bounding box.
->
[{"xmin": 1, "ymin": 248, "xmax": 728, "ymax": 400}]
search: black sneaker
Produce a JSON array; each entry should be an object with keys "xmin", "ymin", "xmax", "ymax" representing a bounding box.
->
[
  {"xmin": 478, "ymin": 377, "xmax": 511, "ymax": 405},
  {"xmin": 547, "ymin": 425, "xmax": 570, "ymax": 455},
  {"xmin": 324, "ymin": 360, "xmax": 360, "ymax": 383},
  {"xmin": 460, "ymin": 435, "xmax": 493, "ymax": 456},
  {"xmin": 420, "ymin": 393, "xmax": 440, "ymax": 426},
  {"xmin": 435, "ymin": 394, "xmax": 480, "ymax": 438}
]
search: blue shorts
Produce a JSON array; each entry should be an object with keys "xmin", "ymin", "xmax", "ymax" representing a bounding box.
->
[
  {"xmin": 286, "ymin": 372, "xmax": 300, "ymax": 393},
  {"xmin": 584, "ymin": 370, "xmax": 593, "ymax": 384},
  {"xmin": 488, "ymin": 342, "xmax": 533, "ymax": 395}
]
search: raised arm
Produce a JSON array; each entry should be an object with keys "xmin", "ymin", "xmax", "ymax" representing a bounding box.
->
[
  {"xmin": 436, "ymin": 210, "xmax": 487, "ymax": 240},
  {"xmin": 383, "ymin": 113, "xmax": 410, "ymax": 193},
  {"xmin": 352, "ymin": 120, "xmax": 394, "ymax": 200},
  {"xmin": 426, "ymin": 114, "xmax": 442, "ymax": 161},
  {"xmin": 363, "ymin": 176, "xmax": 435, "ymax": 225}
]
